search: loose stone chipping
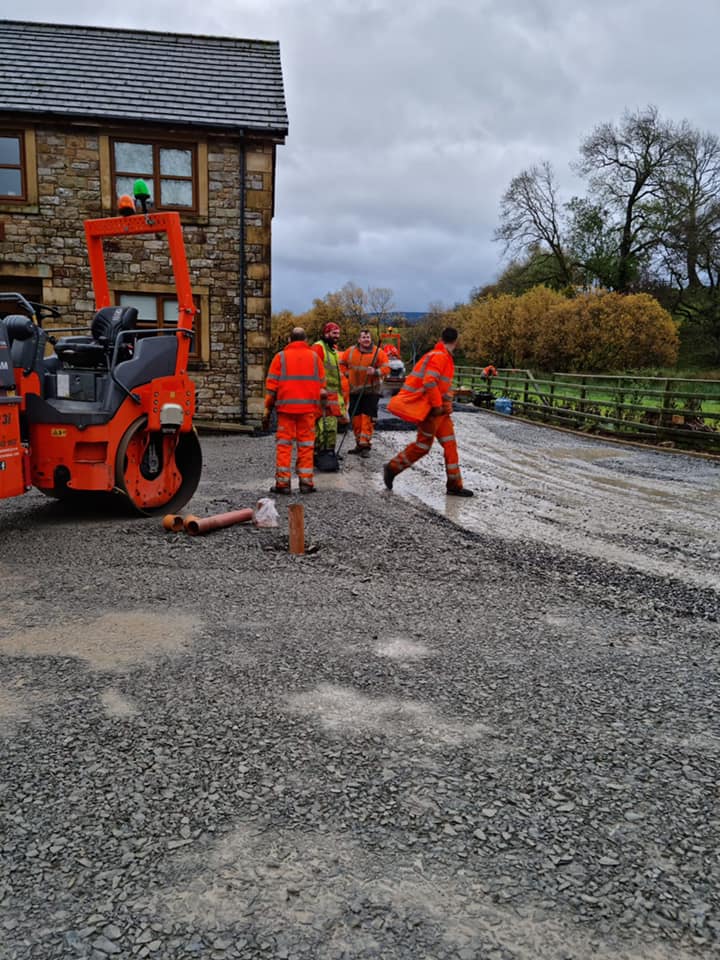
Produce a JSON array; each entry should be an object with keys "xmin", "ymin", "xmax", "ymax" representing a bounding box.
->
[{"xmin": 0, "ymin": 414, "xmax": 718, "ymax": 959}]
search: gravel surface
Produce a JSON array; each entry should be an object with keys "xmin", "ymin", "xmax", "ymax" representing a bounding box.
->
[{"xmin": 1, "ymin": 411, "xmax": 718, "ymax": 960}]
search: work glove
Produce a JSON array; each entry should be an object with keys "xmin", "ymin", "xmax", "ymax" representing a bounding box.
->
[
  {"xmin": 261, "ymin": 409, "xmax": 272, "ymax": 432},
  {"xmin": 429, "ymin": 406, "xmax": 444, "ymax": 417}
]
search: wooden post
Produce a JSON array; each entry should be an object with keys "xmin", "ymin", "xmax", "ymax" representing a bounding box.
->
[{"xmin": 288, "ymin": 503, "xmax": 305, "ymax": 555}]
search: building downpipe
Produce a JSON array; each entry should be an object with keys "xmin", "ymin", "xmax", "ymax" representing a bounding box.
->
[{"xmin": 238, "ymin": 136, "xmax": 247, "ymax": 423}]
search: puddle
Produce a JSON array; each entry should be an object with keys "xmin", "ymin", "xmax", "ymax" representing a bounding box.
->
[{"xmin": 372, "ymin": 416, "xmax": 720, "ymax": 592}]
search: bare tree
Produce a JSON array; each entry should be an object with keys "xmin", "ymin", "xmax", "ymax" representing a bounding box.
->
[
  {"xmin": 577, "ymin": 105, "xmax": 682, "ymax": 291},
  {"xmin": 494, "ymin": 161, "xmax": 574, "ymax": 288},
  {"xmin": 657, "ymin": 126, "xmax": 720, "ymax": 290},
  {"xmin": 339, "ymin": 282, "xmax": 367, "ymax": 326},
  {"xmin": 366, "ymin": 286, "xmax": 396, "ymax": 326}
]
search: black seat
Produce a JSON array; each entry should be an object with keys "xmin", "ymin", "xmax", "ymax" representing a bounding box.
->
[{"xmin": 55, "ymin": 306, "xmax": 139, "ymax": 368}]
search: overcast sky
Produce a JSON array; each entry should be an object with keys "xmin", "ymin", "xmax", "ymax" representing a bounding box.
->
[{"xmin": 6, "ymin": 0, "xmax": 720, "ymax": 312}]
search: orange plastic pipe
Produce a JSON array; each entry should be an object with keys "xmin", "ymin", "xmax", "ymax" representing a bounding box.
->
[
  {"xmin": 162, "ymin": 514, "xmax": 185, "ymax": 532},
  {"xmin": 184, "ymin": 507, "xmax": 254, "ymax": 536}
]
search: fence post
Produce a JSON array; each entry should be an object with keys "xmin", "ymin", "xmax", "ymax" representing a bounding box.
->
[
  {"xmin": 547, "ymin": 374, "xmax": 556, "ymax": 421},
  {"xmin": 615, "ymin": 378, "xmax": 624, "ymax": 424},
  {"xmin": 578, "ymin": 376, "xmax": 587, "ymax": 427},
  {"xmin": 661, "ymin": 378, "xmax": 672, "ymax": 427}
]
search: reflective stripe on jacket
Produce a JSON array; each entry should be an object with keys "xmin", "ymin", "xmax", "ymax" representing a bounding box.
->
[
  {"xmin": 265, "ymin": 341, "xmax": 326, "ymax": 414},
  {"xmin": 386, "ymin": 341, "xmax": 454, "ymax": 423},
  {"xmin": 339, "ymin": 345, "xmax": 390, "ymax": 394}
]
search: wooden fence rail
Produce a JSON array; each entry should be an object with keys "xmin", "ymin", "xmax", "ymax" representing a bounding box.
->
[{"xmin": 453, "ymin": 367, "xmax": 720, "ymax": 450}]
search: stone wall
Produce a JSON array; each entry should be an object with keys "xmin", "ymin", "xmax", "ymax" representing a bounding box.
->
[{"xmin": 0, "ymin": 122, "xmax": 276, "ymax": 424}]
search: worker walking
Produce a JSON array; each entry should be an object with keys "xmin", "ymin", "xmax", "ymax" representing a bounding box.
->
[
  {"xmin": 339, "ymin": 329, "xmax": 390, "ymax": 457},
  {"xmin": 262, "ymin": 328, "xmax": 327, "ymax": 494},
  {"xmin": 311, "ymin": 321, "xmax": 348, "ymax": 462},
  {"xmin": 382, "ymin": 326, "xmax": 473, "ymax": 497}
]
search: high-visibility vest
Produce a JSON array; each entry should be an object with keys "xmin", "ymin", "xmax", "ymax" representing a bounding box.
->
[
  {"xmin": 387, "ymin": 341, "xmax": 454, "ymax": 423},
  {"xmin": 312, "ymin": 340, "xmax": 347, "ymax": 417},
  {"xmin": 339, "ymin": 344, "xmax": 390, "ymax": 394},
  {"xmin": 265, "ymin": 341, "xmax": 326, "ymax": 414}
]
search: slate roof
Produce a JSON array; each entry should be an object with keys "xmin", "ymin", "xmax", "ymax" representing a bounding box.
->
[{"xmin": 0, "ymin": 20, "xmax": 287, "ymax": 138}]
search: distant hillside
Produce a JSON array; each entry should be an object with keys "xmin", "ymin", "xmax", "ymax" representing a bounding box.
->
[{"xmin": 367, "ymin": 311, "xmax": 427, "ymax": 325}]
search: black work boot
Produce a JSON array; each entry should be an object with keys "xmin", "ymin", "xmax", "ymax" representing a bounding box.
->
[
  {"xmin": 446, "ymin": 485, "xmax": 474, "ymax": 497},
  {"xmin": 383, "ymin": 464, "xmax": 396, "ymax": 490}
]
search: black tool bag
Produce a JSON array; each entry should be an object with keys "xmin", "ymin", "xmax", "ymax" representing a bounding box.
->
[{"xmin": 315, "ymin": 448, "xmax": 340, "ymax": 472}]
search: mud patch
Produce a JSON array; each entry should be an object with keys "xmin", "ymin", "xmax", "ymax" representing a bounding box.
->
[
  {"xmin": 286, "ymin": 682, "xmax": 494, "ymax": 746},
  {"xmin": 0, "ymin": 611, "xmax": 199, "ymax": 671}
]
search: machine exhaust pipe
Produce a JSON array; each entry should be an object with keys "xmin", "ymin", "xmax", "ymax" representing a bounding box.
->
[{"xmin": 184, "ymin": 507, "xmax": 254, "ymax": 536}]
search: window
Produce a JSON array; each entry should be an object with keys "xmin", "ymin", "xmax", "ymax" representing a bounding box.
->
[
  {"xmin": 0, "ymin": 276, "xmax": 42, "ymax": 317},
  {"xmin": 0, "ymin": 133, "xmax": 25, "ymax": 200},
  {"xmin": 118, "ymin": 292, "xmax": 202, "ymax": 363},
  {"xmin": 112, "ymin": 140, "xmax": 196, "ymax": 211}
]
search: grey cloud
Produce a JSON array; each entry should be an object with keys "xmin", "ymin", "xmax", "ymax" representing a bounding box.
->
[{"xmin": 7, "ymin": 0, "xmax": 720, "ymax": 310}]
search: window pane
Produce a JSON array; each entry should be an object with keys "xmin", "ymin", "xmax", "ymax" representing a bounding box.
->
[
  {"xmin": 160, "ymin": 179, "xmax": 192, "ymax": 207},
  {"xmin": 114, "ymin": 141, "xmax": 153, "ymax": 174},
  {"xmin": 162, "ymin": 300, "xmax": 179, "ymax": 326},
  {"xmin": 160, "ymin": 148, "xmax": 192, "ymax": 177},
  {"xmin": 0, "ymin": 168, "xmax": 22, "ymax": 197},
  {"xmin": 0, "ymin": 136, "xmax": 20, "ymax": 165},
  {"xmin": 119, "ymin": 294, "xmax": 158, "ymax": 322},
  {"xmin": 115, "ymin": 176, "xmax": 138, "ymax": 202}
]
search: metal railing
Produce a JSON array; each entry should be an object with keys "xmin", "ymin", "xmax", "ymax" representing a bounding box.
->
[{"xmin": 454, "ymin": 367, "xmax": 720, "ymax": 450}]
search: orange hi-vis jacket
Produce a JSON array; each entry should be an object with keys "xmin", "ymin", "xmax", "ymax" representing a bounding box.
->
[
  {"xmin": 339, "ymin": 344, "xmax": 390, "ymax": 395},
  {"xmin": 387, "ymin": 340, "xmax": 455, "ymax": 423},
  {"xmin": 265, "ymin": 341, "xmax": 326, "ymax": 414}
]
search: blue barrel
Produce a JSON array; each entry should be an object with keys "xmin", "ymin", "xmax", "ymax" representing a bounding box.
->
[{"xmin": 494, "ymin": 397, "xmax": 513, "ymax": 415}]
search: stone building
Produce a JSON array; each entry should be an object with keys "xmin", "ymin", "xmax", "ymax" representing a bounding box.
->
[{"xmin": 0, "ymin": 19, "xmax": 287, "ymax": 425}]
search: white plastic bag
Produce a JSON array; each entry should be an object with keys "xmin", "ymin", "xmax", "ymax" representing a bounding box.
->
[{"xmin": 253, "ymin": 497, "xmax": 280, "ymax": 528}]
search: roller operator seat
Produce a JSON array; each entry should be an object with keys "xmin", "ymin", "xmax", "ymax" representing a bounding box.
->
[{"xmin": 54, "ymin": 306, "xmax": 139, "ymax": 369}]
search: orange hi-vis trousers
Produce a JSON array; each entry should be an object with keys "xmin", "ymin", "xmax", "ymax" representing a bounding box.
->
[
  {"xmin": 351, "ymin": 412, "xmax": 374, "ymax": 448},
  {"xmin": 348, "ymin": 392, "xmax": 380, "ymax": 449},
  {"xmin": 275, "ymin": 411, "xmax": 317, "ymax": 490},
  {"xmin": 388, "ymin": 412, "xmax": 464, "ymax": 489}
]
